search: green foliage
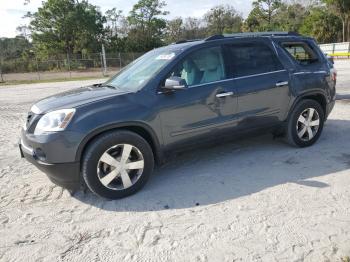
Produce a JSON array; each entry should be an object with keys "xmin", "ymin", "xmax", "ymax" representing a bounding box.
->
[
  {"xmin": 28, "ymin": 0, "xmax": 105, "ymax": 57},
  {"xmin": 252, "ymin": 0, "xmax": 282, "ymax": 28},
  {"xmin": 0, "ymin": 37, "xmax": 33, "ymax": 74},
  {"xmin": 181, "ymin": 17, "xmax": 207, "ymax": 40},
  {"xmin": 322, "ymin": 0, "xmax": 350, "ymax": 41},
  {"xmin": 5, "ymin": 0, "xmax": 350, "ymax": 74},
  {"xmin": 126, "ymin": 0, "xmax": 169, "ymax": 51},
  {"xmin": 274, "ymin": 3, "xmax": 309, "ymax": 32},
  {"xmin": 243, "ymin": 0, "xmax": 344, "ymax": 43},
  {"xmin": 204, "ymin": 5, "xmax": 243, "ymax": 35},
  {"xmin": 300, "ymin": 7, "xmax": 342, "ymax": 43},
  {"xmin": 105, "ymin": 8, "xmax": 123, "ymax": 37},
  {"xmin": 165, "ymin": 18, "xmax": 184, "ymax": 43},
  {"xmin": 0, "ymin": 37, "xmax": 31, "ymax": 58}
]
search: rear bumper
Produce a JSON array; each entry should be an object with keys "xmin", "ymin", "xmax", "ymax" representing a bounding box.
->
[
  {"xmin": 19, "ymin": 138, "xmax": 81, "ymax": 190},
  {"xmin": 326, "ymin": 100, "xmax": 335, "ymax": 119}
]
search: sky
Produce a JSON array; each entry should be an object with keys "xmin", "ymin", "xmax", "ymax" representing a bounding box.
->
[{"xmin": 0, "ymin": 0, "xmax": 253, "ymax": 38}]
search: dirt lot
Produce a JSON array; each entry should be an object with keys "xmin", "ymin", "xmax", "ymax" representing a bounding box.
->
[{"xmin": 0, "ymin": 62, "xmax": 350, "ymax": 262}]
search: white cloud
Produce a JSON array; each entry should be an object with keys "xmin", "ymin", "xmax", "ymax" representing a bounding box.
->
[{"xmin": 0, "ymin": 0, "xmax": 253, "ymax": 38}]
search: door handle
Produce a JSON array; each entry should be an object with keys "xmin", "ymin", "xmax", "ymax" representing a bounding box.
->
[
  {"xmin": 216, "ymin": 92, "xmax": 234, "ymax": 98},
  {"xmin": 276, "ymin": 81, "xmax": 289, "ymax": 87}
]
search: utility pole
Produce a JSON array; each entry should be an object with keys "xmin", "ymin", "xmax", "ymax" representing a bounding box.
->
[
  {"xmin": 35, "ymin": 54, "xmax": 40, "ymax": 80},
  {"xmin": 100, "ymin": 52, "xmax": 105, "ymax": 76},
  {"xmin": 67, "ymin": 52, "xmax": 72, "ymax": 78},
  {"xmin": 102, "ymin": 44, "xmax": 107, "ymax": 76},
  {"xmin": 0, "ymin": 40, "xmax": 3, "ymax": 83},
  {"xmin": 119, "ymin": 52, "xmax": 122, "ymax": 71},
  {"xmin": 0, "ymin": 59, "xmax": 3, "ymax": 83}
]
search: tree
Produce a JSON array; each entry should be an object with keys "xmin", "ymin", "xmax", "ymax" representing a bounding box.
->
[
  {"xmin": 127, "ymin": 0, "xmax": 169, "ymax": 51},
  {"xmin": 300, "ymin": 7, "xmax": 342, "ymax": 43},
  {"xmin": 251, "ymin": 0, "xmax": 283, "ymax": 30},
  {"xmin": 28, "ymin": 0, "xmax": 105, "ymax": 57},
  {"xmin": 204, "ymin": 5, "xmax": 243, "ymax": 35},
  {"xmin": 165, "ymin": 18, "xmax": 184, "ymax": 43},
  {"xmin": 274, "ymin": 3, "xmax": 309, "ymax": 32},
  {"xmin": 16, "ymin": 25, "xmax": 31, "ymax": 40},
  {"xmin": 243, "ymin": 8, "xmax": 261, "ymax": 32},
  {"xmin": 0, "ymin": 37, "xmax": 32, "ymax": 76},
  {"xmin": 0, "ymin": 37, "xmax": 32, "ymax": 59},
  {"xmin": 323, "ymin": 0, "xmax": 350, "ymax": 42},
  {"xmin": 182, "ymin": 17, "xmax": 207, "ymax": 39},
  {"xmin": 105, "ymin": 8, "xmax": 123, "ymax": 37}
]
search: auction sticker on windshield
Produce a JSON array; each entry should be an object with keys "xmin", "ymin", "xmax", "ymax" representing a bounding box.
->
[{"xmin": 156, "ymin": 53, "xmax": 175, "ymax": 60}]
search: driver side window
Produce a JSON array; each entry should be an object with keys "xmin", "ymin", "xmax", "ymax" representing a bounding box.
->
[{"xmin": 168, "ymin": 46, "xmax": 225, "ymax": 87}]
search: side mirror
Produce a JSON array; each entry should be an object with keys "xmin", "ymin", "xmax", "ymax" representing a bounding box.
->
[{"xmin": 162, "ymin": 76, "xmax": 188, "ymax": 91}]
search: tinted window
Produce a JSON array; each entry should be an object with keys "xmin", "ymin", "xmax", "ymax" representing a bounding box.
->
[
  {"xmin": 225, "ymin": 42, "xmax": 283, "ymax": 78},
  {"xmin": 167, "ymin": 46, "xmax": 225, "ymax": 86},
  {"xmin": 281, "ymin": 42, "xmax": 319, "ymax": 65}
]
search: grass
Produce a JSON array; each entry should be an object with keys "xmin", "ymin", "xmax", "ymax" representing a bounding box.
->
[
  {"xmin": 341, "ymin": 256, "xmax": 350, "ymax": 262},
  {"xmin": 0, "ymin": 75, "xmax": 108, "ymax": 86}
]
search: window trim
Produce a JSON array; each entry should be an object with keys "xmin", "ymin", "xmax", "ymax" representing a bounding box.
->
[
  {"xmin": 280, "ymin": 41, "xmax": 319, "ymax": 66},
  {"xmin": 190, "ymin": 69, "xmax": 287, "ymax": 88}
]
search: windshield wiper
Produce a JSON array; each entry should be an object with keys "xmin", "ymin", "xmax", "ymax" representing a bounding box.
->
[{"xmin": 93, "ymin": 83, "xmax": 119, "ymax": 89}]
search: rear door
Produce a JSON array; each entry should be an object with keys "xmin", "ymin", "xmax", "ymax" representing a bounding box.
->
[
  {"xmin": 223, "ymin": 39, "xmax": 291, "ymax": 130},
  {"xmin": 278, "ymin": 40, "xmax": 335, "ymax": 100}
]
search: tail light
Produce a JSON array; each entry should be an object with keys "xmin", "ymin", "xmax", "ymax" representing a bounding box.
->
[{"xmin": 331, "ymin": 68, "xmax": 337, "ymax": 82}]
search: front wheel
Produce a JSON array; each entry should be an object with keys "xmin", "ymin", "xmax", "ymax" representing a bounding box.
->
[
  {"xmin": 286, "ymin": 99, "xmax": 325, "ymax": 147},
  {"xmin": 82, "ymin": 131, "xmax": 154, "ymax": 199}
]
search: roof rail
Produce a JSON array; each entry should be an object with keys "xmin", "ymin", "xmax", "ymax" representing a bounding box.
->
[
  {"xmin": 224, "ymin": 31, "xmax": 300, "ymax": 37},
  {"xmin": 204, "ymin": 31, "xmax": 300, "ymax": 41},
  {"xmin": 174, "ymin": 32, "xmax": 301, "ymax": 45},
  {"xmin": 174, "ymin": 39, "xmax": 201, "ymax": 45},
  {"xmin": 205, "ymin": 35, "xmax": 225, "ymax": 41}
]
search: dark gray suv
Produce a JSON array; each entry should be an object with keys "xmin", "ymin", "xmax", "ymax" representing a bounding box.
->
[{"xmin": 19, "ymin": 32, "xmax": 336, "ymax": 199}]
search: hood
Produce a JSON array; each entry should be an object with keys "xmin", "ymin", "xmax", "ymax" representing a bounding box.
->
[{"xmin": 31, "ymin": 85, "xmax": 130, "ymax": 114}]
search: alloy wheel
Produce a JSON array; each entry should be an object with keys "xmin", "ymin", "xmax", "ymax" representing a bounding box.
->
[
  {"xmin": 296, "ymin": 108, "xmax": 320, "ymax": 142},
  {"xmin": 97, "ymin": 144, "xmax": 144, "ymax": 190}
]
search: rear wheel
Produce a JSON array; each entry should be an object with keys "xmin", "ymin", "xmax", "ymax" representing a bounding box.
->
[
  {"xmin": 82, "ymin": 131, "xmax": 154, "ymax": 199},
  {"xmin": 286, "ymin": 99, "xmax": 325, "ymax": 147}
]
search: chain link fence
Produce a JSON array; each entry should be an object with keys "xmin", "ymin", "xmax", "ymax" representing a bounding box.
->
[{"xmin": 0, "ymin": 52, "xmax": 144, "ymax": 83}]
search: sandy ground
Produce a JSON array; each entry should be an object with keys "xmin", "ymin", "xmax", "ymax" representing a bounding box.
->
[{"xmin": 0, "ymin": 62, "xmax": 350, "ymax": 262}]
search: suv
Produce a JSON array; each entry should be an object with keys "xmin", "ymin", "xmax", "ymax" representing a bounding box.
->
[{"xmin": 19, "ymin": 32, "xmax": 336, "ymax": 199}]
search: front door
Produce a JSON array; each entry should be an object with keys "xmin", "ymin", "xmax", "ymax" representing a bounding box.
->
[{"xmin": 158, "ymin": 46, "xmax": 238, "ymax": 150}]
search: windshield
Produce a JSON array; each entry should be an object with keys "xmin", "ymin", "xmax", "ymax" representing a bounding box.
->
[{"xmin": 106, "ymin": 48, "xmax": 180, "ymax": 92}]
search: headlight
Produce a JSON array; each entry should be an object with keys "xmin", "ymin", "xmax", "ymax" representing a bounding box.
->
[{"xmin": 34, "ymin": 109, "xmax": 76, "ymax": 135}]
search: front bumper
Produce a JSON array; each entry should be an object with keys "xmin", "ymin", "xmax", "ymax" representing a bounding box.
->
[{"xmin": 19, "ymin": 133, "xmax": 81, "ymax": 190}]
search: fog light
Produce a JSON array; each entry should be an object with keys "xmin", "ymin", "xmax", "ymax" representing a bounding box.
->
[{"xmin": 34, "ymin": 148, "xmax": 46, "ymax": 161}]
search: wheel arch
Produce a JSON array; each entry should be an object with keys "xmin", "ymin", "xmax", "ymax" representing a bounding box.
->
[
  {"xmin": 288, "ymin": 91, "xmax": 328, "ymax": 121},
  {"xmin": 76, "ymin": 122, "xmax": 163, "ymax": 165}
]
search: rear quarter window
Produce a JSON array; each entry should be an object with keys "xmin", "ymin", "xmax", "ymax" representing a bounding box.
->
[{"xmin": 281, "ymin": 42, "xmax": 319, "ymax": 66}]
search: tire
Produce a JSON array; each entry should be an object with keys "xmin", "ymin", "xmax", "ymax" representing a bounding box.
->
[
  {"xmin": 82, "ymin": 130, "xmax": 154, "ymax": 199},
  {"xmin": 286, "ymin": 99, "xmax": 325, "ymax": 147}
]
